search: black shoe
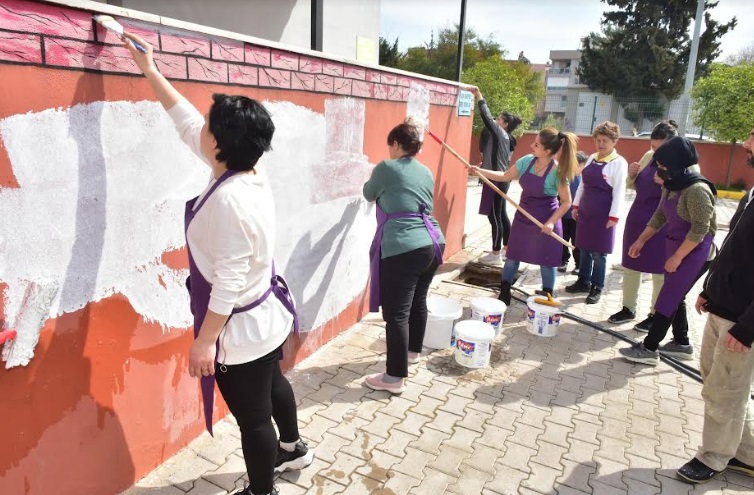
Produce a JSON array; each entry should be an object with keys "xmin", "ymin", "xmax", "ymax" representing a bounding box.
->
[
  {"xmin": 557, "ymin": 264, "xmax": 568, "ymax": 273},
  {"xmin": 570, "ymin": 268, "xmax": 579, "ymax": 275},
  {"xmin": 677, "ymin": 458, "xmax": 721, "ymax": 483},
  {"xmin": 233, "ymin": 487, "xmax": 279, "ymax": 495},
  {"xmin": 608, "ymin": 307, "xmax": 636, "ymax": 324},
  {"xmin": 634, "ymin": 314, "xmax": 654, "ymax": 332},
  {"xmin": 585, "ymin": 286, "xmax": 602, "ymax": 304},
  {"xmin": 727, "ymin": 457, "xmax": 754, "ymax": 477},
  {"xmin": 565, "ymin": 279, "xmax": 591, "ymax": 293},
  {"xmin": 498, "ymin": 281, "xmax": 512, "ymax": 306},
  {"xmin": 275, "ymin": 440, "xmax": 314, "ymax": 472}
]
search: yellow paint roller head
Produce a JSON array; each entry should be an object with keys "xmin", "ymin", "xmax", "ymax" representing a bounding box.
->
[{"xmin": 533, "ymin": 293, "xmax": 562, "ymax": 308}]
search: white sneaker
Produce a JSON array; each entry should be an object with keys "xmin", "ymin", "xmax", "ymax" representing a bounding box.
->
[{"xmin": 478, "ymin": 253, "xmax": 503, "ymax": 265}]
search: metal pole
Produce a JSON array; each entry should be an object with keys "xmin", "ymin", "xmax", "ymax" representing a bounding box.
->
[
  {"xmin": 311, "ymin": 0, "xmax": 323, "ymax": 51},
  {"xmin": 455, "ymin": 0, "xmax": 467, "ymax": 82},
  {"xmin": 679, "ymin": 0, "xmax": 705, "ymax": 135}
]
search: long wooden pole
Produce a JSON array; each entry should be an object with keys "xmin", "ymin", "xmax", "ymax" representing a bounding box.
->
[{"xmin": 427, "ymin": 130, "xmax": 574, "ymax": 250}]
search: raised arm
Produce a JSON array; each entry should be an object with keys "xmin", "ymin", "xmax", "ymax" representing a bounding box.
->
[{"xmin": 123, "ymin": 32, "xmax": 182, "ymax": 110}]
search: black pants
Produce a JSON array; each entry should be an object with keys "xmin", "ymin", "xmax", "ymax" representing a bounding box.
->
[
  {"xmin": 561, "ymin": 218, "xmax": 580, "ymax": 266},
  {"xmin": 380, "ymin": 244, "xmax": 444, "ymax": 378},
  {"xmin": 488, "ymin": 181, "xmax": 511, "ymax": 251},
  {"xmin": 644, "ymin": 260, "xmax": 712, "ymax": 351},
  {"xmin": 215, "ymin": 345, "xmax": 299, "ymax": 495}
]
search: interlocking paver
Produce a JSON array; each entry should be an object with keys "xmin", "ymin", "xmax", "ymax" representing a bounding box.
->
[{"xmin": 123, "ymin": 185, "xmax": 742, "ymax": 495}]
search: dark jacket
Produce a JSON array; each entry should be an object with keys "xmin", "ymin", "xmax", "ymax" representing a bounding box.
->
[
  {"xmin": 478, "ymin": 100, "xmax": 511, "ymax": 174},
  {"xmin": 701, "ymin": 189, "xmax": 754, "ymax": 346}
]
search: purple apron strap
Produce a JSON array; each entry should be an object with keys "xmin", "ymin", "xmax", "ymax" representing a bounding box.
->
[{"xmin": 232, "ymin": 262, "xmax": 300, "ymax": 334}]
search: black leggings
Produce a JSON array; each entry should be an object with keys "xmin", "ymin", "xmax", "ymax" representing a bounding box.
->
[
  {"xmin": 380, "ymin": 245, "xmax": 444, "ymax": 378},
  {"xmin": 215, "ymin": 345, "xmax": 299, "ymax": 495},
  {"xmin": 488, "ymin": 182, "xmax": 511, "ymax": 251}
]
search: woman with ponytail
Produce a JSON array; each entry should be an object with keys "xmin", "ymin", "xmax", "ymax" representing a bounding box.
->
[{"xmin": 471, "ymin": 127, "xmax": 579, "ymax": 305}]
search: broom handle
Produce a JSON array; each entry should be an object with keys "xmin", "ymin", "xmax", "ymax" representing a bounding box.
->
[{"xmin": 427, "ymin": 130, "xmax": 574, "ymax": 250}]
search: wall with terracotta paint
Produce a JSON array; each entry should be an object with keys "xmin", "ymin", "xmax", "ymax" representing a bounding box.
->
[
  {"xmin": 0, "ymin": 2, "xmax": 473, "ymax": 494},
  {"xmin": 472, "ymin": 132, "xmax": 754, "ymax": 189}
]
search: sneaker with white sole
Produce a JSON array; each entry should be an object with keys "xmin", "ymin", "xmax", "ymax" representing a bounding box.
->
[
  {"xmin": 275, "ymin": 440, "xmax": 314, "ymax": 472},
  {"xmin": 408, "ymin": 352, "xmax": 420, "ymax": 364},
  {"xmin": 619, "ymin": 342, "xmax": 659, "ymax": 365},
  {"xmin": 364, "ymin": 373, "xmax": 405, "ymax": 394},
  {"xmin": 478, "ymin": 252, "xmax": 503, "ymax": 265},
  {"xmin": 659, "ymin": 340, "xmax": 694, "ymax": 360}
]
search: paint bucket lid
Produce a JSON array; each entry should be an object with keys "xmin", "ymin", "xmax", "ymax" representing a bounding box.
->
[
  {"xmin": 526, "ymin": 296, "xmax": 562, "ymax": 314},
  {"xmin": 427, "ymin": 296, "xmax": 463, "ymax": 320},
  {"xmin": 454, "ymin": 320, "xmax": 494, "ymax": 341},
  {"xmin": 470, "ymin": 296, "xmax": 507, "ymax": 314}
]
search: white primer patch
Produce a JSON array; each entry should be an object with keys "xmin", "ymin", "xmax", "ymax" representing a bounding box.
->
[{"xmin": 406, "ymin": 82, "xmax": 431, "ymax": 139}]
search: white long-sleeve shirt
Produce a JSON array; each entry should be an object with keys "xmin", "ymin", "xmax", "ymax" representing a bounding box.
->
[
  {"xmin": 168, "ymin": 99, "xmax": 292, "ymax": 365},
  {"xmin": 572, "ymin": 154, "xmax": 628, "ymax": 222}
]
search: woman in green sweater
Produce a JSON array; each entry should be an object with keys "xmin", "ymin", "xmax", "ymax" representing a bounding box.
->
[{"xmin": 363, "ymin": 120, "xmax": 446, "ymax": 393}]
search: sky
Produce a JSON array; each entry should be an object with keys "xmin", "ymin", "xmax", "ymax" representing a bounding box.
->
[{"xmin": 380, "ymin": 0, "xmax": 753, "ymax": 64}]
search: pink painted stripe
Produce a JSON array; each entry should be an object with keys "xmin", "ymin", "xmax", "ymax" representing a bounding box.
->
[
  {"xmin": 188, "ymin": 57, "xmax": 228, "ymax": 83},
  {"xmin": 0, "ymin": 0, "xmax": 92, "ymax": 40},
  {"xmin": 153, "ymin": 52, "xmax": 187, "ymax": 79},
  {"xmin": 333, "ymin": 77, "xmax": 352, "ymax": 95},
  {"xmin": 366, "ymin": 70, "xmax": 381, "ymax": 83},
  {"xmin": 0, "ymin": 31, "xmax": 41, "ymax": 64},
  {"xmin": 45, "ymin": 38, "xmax": 140, "ymax": 74},
  {"xmin": 245, "ymin": 44, "xmax": 270, "ymax": 66},
  {"xmin": 271, "ymin": 49, "xmax": 298, "ymax": 70},
  {"xmin": 397, "ymin": 76, "xmax": 411, "ymax": 87},
  {"xmin": 315, "ymin": 74, "xmax": 334, "ymax": 93},
  {"xmin": 322, "ymin": 61, "xmax": 343, "ymax": 76},
  {"xmin": 373, "ymin": 83, "xmax": 389, "ymax": 100},
  {"xmin": 160, "ymin": 32, "xmax": 210, "ymax": 57},
  {"xmin": 229, "ymin": 64, "xmax": 258, "ymax": 86},
  {"xmin": 298, "ymin": 56, "xmax": 323, "ymax": 74},
  {"xmin": 291, "ymin": 72, "xmax": 315, "ymax": 91},
  {"xmin": 212, "ymin": 39, "xmax": 244, "ymax": 62},
  {"xmin": 343, "ymin": 66, "xmax": 366, "ymax": 80},
  {"xmin": 381, "ymin": 73, "xmax": 398, "ymax": 85},
  {"xmin": 350, "ymin": 80, "xmax": 373, "ymax": 98},
  {"xmin": 258, "ymin": 68, "xmax": 291, "ymax": 88}
]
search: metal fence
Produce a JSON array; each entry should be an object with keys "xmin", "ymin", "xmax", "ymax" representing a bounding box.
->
[{"xmin": 530, "ymin": 93, "xmax": 711, "ymax": 139}]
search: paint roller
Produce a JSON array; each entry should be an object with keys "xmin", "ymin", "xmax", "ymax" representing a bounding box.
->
[
  {"xmin": 2, "ymin": 281, "xmax": 59, "ymax": 368},
  {"xmin": 426, "ymin": 130, "xmax": 575, "ymax": 250},
  {"xmin": 93, "ymin": 15, "xmax": 148, "ymax": 53},
  {"xmin": 533, "ymin": 292, "xmax": 563, "ymax": 308}
]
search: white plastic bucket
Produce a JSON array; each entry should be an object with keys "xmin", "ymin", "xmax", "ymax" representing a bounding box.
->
[
  {"xmin": 470, "ymin": 297, "xmax": 507, "ymax": 337},
  {"xmin": 454, "ymin": 320, "xmax": 495, "ymax": 368},
  {"xmin": 526, "ymin": 296, "xmax": 563, "ymax": 337},
  {"xmin": 423, "ymin": 296, "xmax": 463, "ymax": 349}
]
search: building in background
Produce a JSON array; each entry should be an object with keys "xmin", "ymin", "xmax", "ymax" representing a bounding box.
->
[
  {"xmin": 94, "ymin": 0, "xmax": 380, "ymax": 63},
  {"xmin": 542, "ymin": 49, "xmax": 702, "ymax": 137}
]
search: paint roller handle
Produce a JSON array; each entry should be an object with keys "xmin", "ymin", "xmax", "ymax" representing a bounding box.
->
[{"xmin": 122, "ymin": 32, "xmax": 156, "ymax": 72}]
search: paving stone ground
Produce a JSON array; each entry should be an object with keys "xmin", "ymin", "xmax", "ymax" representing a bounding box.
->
[{"xmin": 123, "ymin": 184, "xmax": 753, "ymax": 495}]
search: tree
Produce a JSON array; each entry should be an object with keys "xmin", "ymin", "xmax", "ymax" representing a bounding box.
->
[
  {"xmin": 725, "ymin": 43, "xmax": 754, "ymax": 66},
  {"xmin": 578, "ymin": 0, "xmax": 737, "ymax": 127},
  {"xmin": 691, "ymin": 62, "xmax": 754, "ymax": 185},
  {"xmin": 379, "ymin": 37, "xmax": 403, "ymax": 68},
  {"xmin": 398, "ymin": 25, "xmax": 503, "ymax": 80},
  {"xmin": 463, "ymin": 57, "xmax": 543, "ymax": 135}
]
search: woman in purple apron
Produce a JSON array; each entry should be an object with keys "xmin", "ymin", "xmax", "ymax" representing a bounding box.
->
[
  {"xmin": 619, "ymin": 137, "xmax": 717, "ymax": 366},
  {"xmin": 609, "ymin": 121, "xmax": 678, "ymax": 328},
  {"xmin": 472, "ymin": 127, "xmax": 580, "ymax": 305},
  {"xmin": 363, "ymin": 120, "xmax": 445, "ymax": 394},
  {"xmin": 473, "ymin": 88, "xmax": 522, "ymax": 265},
  {"xmin": 123, "ymin": 33, "xmax": 311, "ymax": 495},
  {"xmin": 566, "ymin": 121, "xmax": 628, "ymax": 304}
]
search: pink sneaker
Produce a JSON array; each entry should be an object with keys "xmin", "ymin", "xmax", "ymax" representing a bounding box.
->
[{"xmin": 364, "ymin": 373, "xmax": 405, "ymax": 394}]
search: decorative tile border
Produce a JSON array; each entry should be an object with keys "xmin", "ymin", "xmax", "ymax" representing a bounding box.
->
[{"xmin": 0, "ymin": 0, "xmax": 459, "ymax": 106}]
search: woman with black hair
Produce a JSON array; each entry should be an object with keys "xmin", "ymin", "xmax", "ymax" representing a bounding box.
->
[
  {"xmin": 619, "ymin": 136, "xmax": 717, "ymax": 365},
  {"xmin": 363, "ymin": 119, "xmax": 445, "ymax": 394},
  {"xmin": 473, "ymin": 88, "xmax": 522, "ymax": 265},
  {"xmin": 609, "ymin": 120, "xmax": 679, "ymax": 328},
  {"xmin": 123, "ymin": 33, "xmax": 311, "ymax": 495}
]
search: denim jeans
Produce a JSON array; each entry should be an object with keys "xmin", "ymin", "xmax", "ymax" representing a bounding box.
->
[
  {"xmin": 578, "ymin": 250, "xmax": 607, "ymax": 289},
  {"xmin": 502, "ymin": 259, "xmax": 556, "ymax": 290}
]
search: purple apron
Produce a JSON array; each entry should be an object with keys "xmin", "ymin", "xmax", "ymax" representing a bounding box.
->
[
  {"xmin": 185, "ymin": 169, "xmax": 299, "ymax": 434},
  {"xmin": 622, "ymin": 159, "xmax": 667, "ymax": 273},
  {"xmin": 478, "ymin": 183, "xmax": 496, "ymax": 215},
  {"xmin": 653, "ymin": 190, "xmax": 713, "ymax": 317},
  {"xmin": 369, "ymin": 203, "xmax": 443, "ymax": 312},
  {"xmin": 576, "ymin": 157, "xmax": 617, "ymax": 253},
  {"xmin": 505, "ymin": 157, "xmax": 562, "ymax": 267}
]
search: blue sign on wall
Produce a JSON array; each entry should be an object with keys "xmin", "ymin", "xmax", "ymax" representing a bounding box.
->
[{"xmin": 457, "ymin": 90, "xmax": 473, "ymax": 116}]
